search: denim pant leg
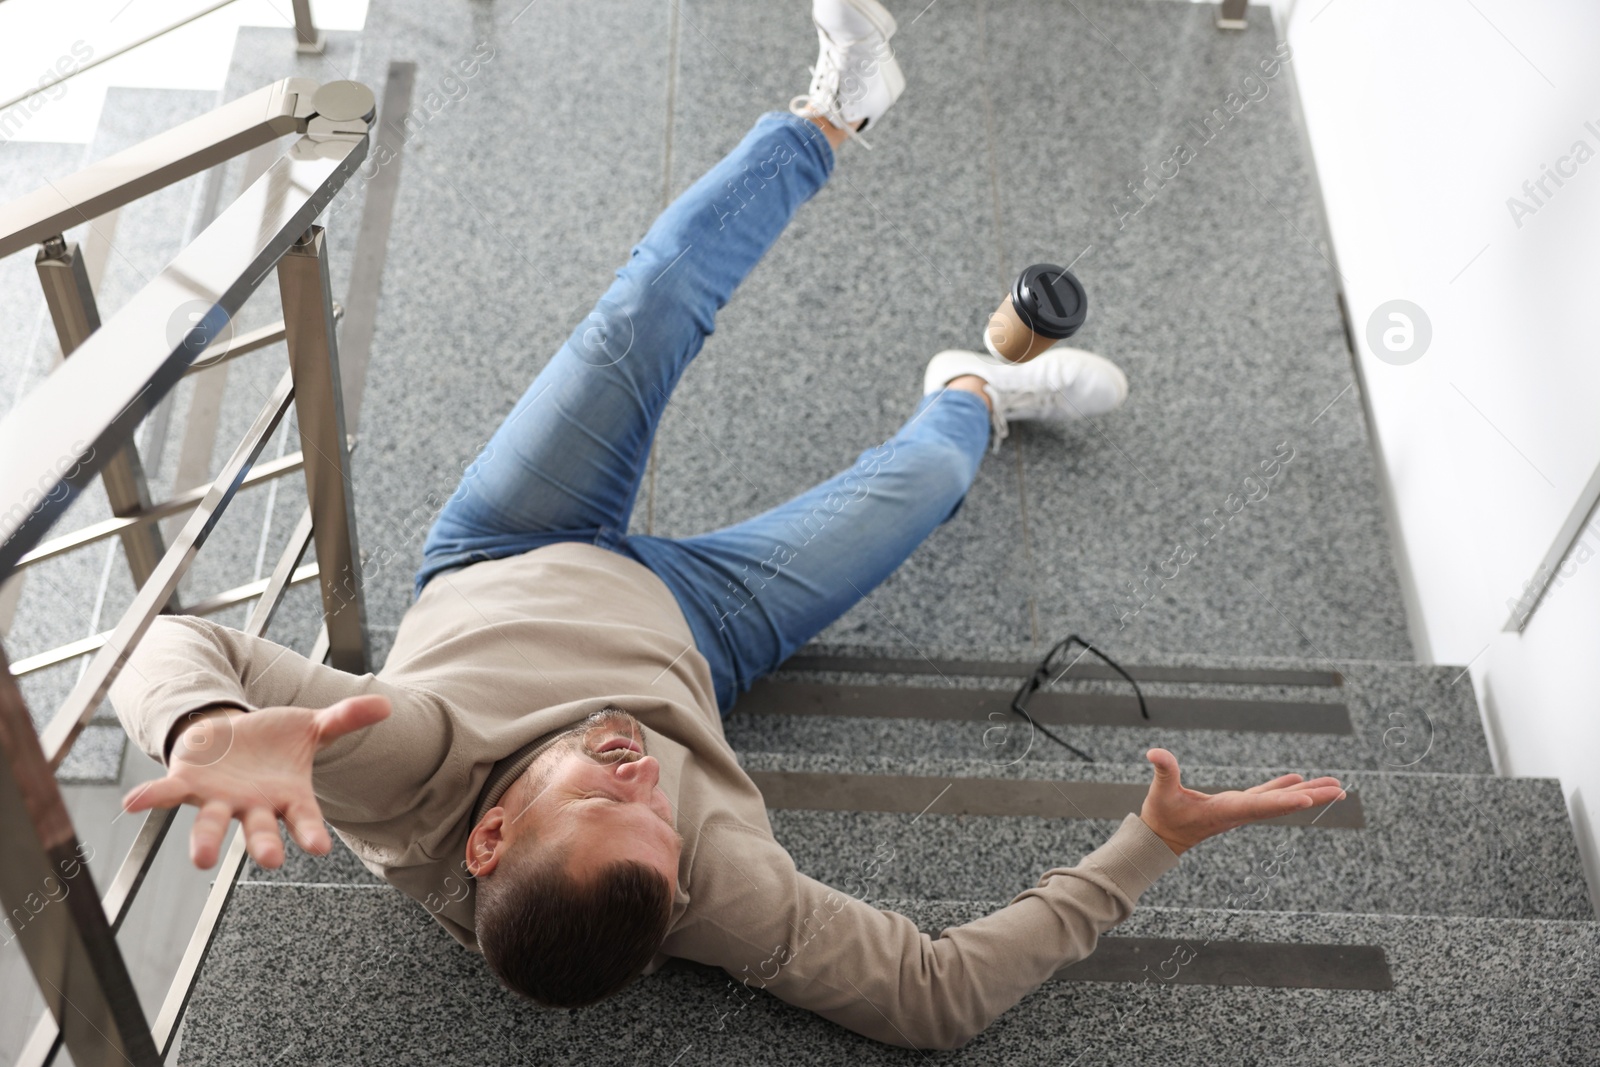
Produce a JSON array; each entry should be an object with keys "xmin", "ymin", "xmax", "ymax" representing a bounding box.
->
[
  {"xmin": 414, "ymin": 112, "xmax": 836, "ymax": 598},
  {"xmin": 621, "ymin": 389, "xmax": 993, "ymax": 714}
]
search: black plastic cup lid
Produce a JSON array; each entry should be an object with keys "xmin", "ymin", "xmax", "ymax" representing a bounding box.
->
[{"xmin": 1012, "ymin": 263, "xmax": 1087, "ymax": 340}]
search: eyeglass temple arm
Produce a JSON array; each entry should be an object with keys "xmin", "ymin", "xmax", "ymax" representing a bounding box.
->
[{"xmin": 1051, "ymin": 635, "xmax": 1151, "ymax": 721}]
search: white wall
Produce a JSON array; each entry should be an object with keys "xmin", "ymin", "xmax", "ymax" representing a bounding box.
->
[
  {"xmin": 1280, "ymin": 0, "xmax": 1600, "ymax": 909},
  {"xmin": 0, "ymin": 0, "xmax": 370, "ymax": 144}
]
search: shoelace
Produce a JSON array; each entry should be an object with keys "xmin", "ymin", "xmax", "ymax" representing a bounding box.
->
[
  {"xmin": 988, "ymin": 355, "xmax": 1093, "ymax": 452},
  {"xmin": 984, "ymin": 377, "xmax": 1083, "ymax": 453},
  {"xmin": 788, "ymin": 27, "xmax": 875, "ymax": 149}
]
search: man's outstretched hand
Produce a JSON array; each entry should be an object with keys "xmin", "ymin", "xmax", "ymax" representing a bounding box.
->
[
  {"xmin": 121, "ymin": 695, "xmax": 391, "ymax": 870},
  {"xmin": 1138, "ymin": 748, "xmax": 1346, "ymax": 856}
]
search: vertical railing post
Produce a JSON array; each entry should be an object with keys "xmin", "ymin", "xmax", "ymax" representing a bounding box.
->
[
  {"xmin": 291, "ymin": 0, "xmax": 325, "ymax": 54},
  {"xmin": 277, "ymin": 226, "xmax": 370, "ymax": 674},
  {"xmin": 0, "ymin": 642, "xmax": 160, "ymax": 1067},
  {"xmin": 35, "ymin": 236, "xmax": 178, "ymax": 607}
]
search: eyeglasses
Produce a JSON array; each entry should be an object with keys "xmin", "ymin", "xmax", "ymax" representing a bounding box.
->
[{"xmin": 1009, "ymin": 635, "xmax": 1149, "ymax": 763}]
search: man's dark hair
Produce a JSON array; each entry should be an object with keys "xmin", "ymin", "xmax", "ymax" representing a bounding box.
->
[{"xmin": 476, "ymin": 847, "xmax": 673, "ymax": 1008}]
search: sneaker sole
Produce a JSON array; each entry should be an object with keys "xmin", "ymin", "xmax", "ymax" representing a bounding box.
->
[
  {"xmin": 1031, "ymin": 347, "xmax": 1130, "ymax": 411},
  {"xmin": 874, "ymin": 51, "xmax": 907, "ymax": 113},
  {"xmin": 1073, "ymin": 349, "xmax": 1130, "ymax": 409},
  {"xmin": 923, "ymin": 347, "xmax": 1130, "ymax": 412},
  {"xmin": 837, "ymin": 0, "xmax": 898, "ymax": 40}
]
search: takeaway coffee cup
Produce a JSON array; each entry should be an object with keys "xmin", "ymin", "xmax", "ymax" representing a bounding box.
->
[{"xmin": 984, "ymin": 263, "xmax": 1088, "ymax": 363}]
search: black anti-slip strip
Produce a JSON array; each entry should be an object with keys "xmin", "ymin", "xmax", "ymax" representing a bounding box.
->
[
  {"xmin": 739, "ymin": 680, "xmax": 1354, "ymax": 736},
  {"xmin": 1054, "ymin": 938, "xmax": 1393, "ymax": 990},
  {"xmin": 749, "ymin": 771, "xmax": 1365, "ymax": 828},
  {"xmin": 780, "ymin": 654, "xmax": 1343, "ymax": 688}
]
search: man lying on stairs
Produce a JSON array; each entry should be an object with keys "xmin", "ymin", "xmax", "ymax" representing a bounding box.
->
[{"xmin": 112, "ymin": 0, "xmax": 1344, "ymax": 1050}]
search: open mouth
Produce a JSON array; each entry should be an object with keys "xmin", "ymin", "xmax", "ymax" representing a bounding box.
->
[{"xmin": 595, "ymin": 736, "xmax": 642, "ymax": 756}]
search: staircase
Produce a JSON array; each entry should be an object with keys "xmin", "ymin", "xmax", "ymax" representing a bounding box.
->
[
  {"xmin": 183, "ymin": 646, "xmax": 1598, "ymax": 1063},
  {"xmin": 6, "ymin": 0, "xmax": 1597, "ymax": 1062}
]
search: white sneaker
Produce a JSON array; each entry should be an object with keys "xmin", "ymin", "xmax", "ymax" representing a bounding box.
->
[
  {"xmin": 922, "ymin": 348, "xmax": 1130, "ymax": 449},
  {"xmin": 789, "ymin": 0, "xmax": 906, "ymax": 148}
]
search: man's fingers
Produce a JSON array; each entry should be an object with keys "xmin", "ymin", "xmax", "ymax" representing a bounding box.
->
[
  {"xmin": 1232, "ymin": 792, "xmax": 1316, "ymax": 823},
  {"xmin": 1244, "ymin": 773, "xmax": 1305, "ymax": 794},
  {"xmin": 190, "ymin": 799, "xmax": 235, "ymax": 869},
  {"xmin": 313, "ymin": 694, "xmax": 391, "ymax": 746},
  {"xmin": 1232, "ymin": 785, "xmax": 1348, "ymax": 824},
  {"xmin": 242, "ymin": 807, "xmax": 285, "ymax": 869},
  {"xmin": 282, "ymin": 800, "xmax": 331, "ymax": 855},
  {"xmin": 1297, "ymin": 784, "xmax": 1349, "ymax": 807},
  {"xmin": 122, "ymin": 776, "xmax": 190, "ymax": 813},
  {"xmin": 1243, "ymin": 774, "xmax": 1342, "ymax": 797}
]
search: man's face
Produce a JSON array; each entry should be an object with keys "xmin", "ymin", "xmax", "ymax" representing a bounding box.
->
[{"xmin": 466, "ymin": 710, "xmax": 683, "ymax": 891}]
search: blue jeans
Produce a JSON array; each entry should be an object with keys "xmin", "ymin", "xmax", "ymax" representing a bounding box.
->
[{"xmin": 416, "ymin": 112, "xmax": 991, "ymax": 714}]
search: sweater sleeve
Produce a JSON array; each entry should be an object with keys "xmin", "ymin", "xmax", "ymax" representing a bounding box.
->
[
  {"xmin": 671, "ymin": 814, "xmax": 1179, "ymax": 1050},
  {"xmin": 106, "ymin": 614, "xmax": 454, "ymax": 824}
]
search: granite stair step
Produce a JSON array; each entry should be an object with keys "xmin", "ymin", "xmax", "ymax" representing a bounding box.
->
[
  {"xmin": 177, "ymin": 883, "xmax": 1600, "ymax": 1065},
  {"xmin": 726, "ymin": 644, "xmax": 1492, "ymax": 776},
  {"xmin": 249, "ymin": 745, "xmax": 1591, "ymax": 923},
  {"xmin": 735, "ymin": 752, "xmax": 1591, "ymax": 922}
]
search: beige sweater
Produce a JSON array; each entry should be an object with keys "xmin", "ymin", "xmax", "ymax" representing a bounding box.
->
[{"xmin": 109, "ymin": 541, "xmax": 1179, "ymax": 1049}]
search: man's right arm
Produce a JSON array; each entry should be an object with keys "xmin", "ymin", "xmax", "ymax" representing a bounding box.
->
[
  {"xmin": 110, "ymin": 615, "xmax": 454, "ymax": 860},
  {"xmin": 671, "ymin": 814, "xmax": 1178, "ymax": 1050},
  {"xmin": 114, "ymin": 615, "xmax": 410, "ymax": 763},
  {"xmin": 673, "ymin": 752, "xmax": 1344, "ymax": 1049}
]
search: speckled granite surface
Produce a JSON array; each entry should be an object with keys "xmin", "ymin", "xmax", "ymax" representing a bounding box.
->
[
  {"xmin": 178, "ymin": 886, "xmax": 1598, "ymax": 1065},
  {"xmin": 739, "ymin": 751, "xmax": 1590, "ymax": 921},
  {"xmin": 243, "ymin": 835, "xmax": 380, "ymax": 885},
  {"xmin": 983, "ymin": 0, "xmax": 1410, "ymax": 664},
  {"xmin": 0, "ymin": 140, "xmax": 82, "ymax": 413}
]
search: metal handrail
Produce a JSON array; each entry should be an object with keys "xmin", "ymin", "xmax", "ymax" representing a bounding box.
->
[
  {"xmin": 40, "ymin": 367, "xmax": 296, "ymax": 767},
  {"xmin": 179, "ymin": 300, "xmax": 343, "ymax": 377},
  {"xmin": 0, "ymin": 86, "xmax": 369, "ymax": 571},
  {"xmin": 0, "ymin": 77, "xmax": 317, "ymax": 259},
  {"xmin": 1502, "ymin": 462, "xmax": 1600, "ymax": 631},
  {"xmin": 8, "ymin": 556, "xmax": 316, "ymax": 674},
  {"xmin": 14, "ymin": 506, "xmax": 321, "ymax": 1066},
  {"xmin": 0, "ymin": 77, "xmax": 374, "ymax": 1067},
  {"xmin": 13, "ymin": 447, "xmax": 324, "ymax": 571}
]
